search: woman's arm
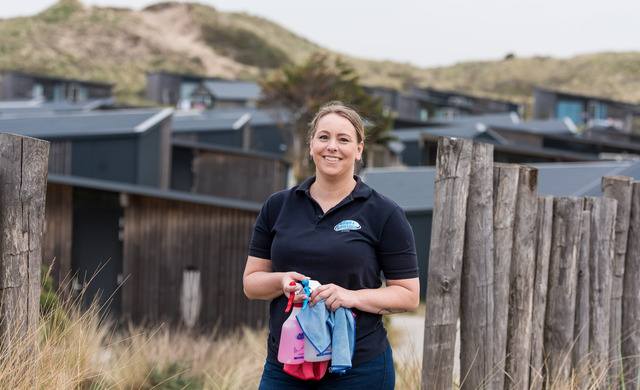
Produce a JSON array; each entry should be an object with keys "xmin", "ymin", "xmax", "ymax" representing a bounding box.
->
[
  {"xmin": 309, "ymin": 277, "xmax": 420, "ymax": 314},
  {"xmin": 242, "ymin": 255, "xmax": 308, "ymax": 301}
]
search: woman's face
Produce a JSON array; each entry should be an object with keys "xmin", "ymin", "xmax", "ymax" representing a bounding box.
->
[{"xmin": 309, "ymin": 113, "xmax": 364, "ymax": 179}]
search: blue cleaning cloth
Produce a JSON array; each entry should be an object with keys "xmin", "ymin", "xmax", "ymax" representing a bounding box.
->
[{"xmin": 296, "ymin": 299, "xmax": 355, "ymax": 374}]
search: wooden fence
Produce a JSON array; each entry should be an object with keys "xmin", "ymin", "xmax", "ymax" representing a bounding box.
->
[
  {"xmin": 422, "ymin": 137, "xmax": 640, "ymax": 390},
  {"xmin": 0, "ymin": 133, "xmax": 49, "ymax": 373}
]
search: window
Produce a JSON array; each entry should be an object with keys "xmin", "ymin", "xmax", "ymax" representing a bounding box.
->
[
  {"xmin": 32, "ymin": 83, "xmax": 43, "ymax": 99},
  {"xmin": 588, "ymin": 101, "xmax": 607, "ymax": 120}
]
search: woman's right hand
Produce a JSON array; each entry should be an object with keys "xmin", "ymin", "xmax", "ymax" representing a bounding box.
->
[
  {"xmin": 243, "ymin": 256, "xmax": 309, "ymax": 301},
  {"xmin": 282, "ymin": 272, "xmax": 308, "ymax": 302}
]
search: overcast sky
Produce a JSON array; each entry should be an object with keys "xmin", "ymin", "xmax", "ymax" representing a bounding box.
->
[{"xmin": 3, "ymin": 0, "xmax": 639, "ymax": 68}]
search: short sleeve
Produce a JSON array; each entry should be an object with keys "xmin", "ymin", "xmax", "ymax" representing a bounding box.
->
[
  {"xmin": 377, "ymin": 206, "xmax": 419, "ymax": 280},
  {"xmin": 248, "ymin": 199, "xmax": 274, "ymax": 260}
]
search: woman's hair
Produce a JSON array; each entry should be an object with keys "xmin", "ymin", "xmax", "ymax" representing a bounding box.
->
[{"xmin": 308, "ymin": 101, "xmax": 365, "ymax": 143}]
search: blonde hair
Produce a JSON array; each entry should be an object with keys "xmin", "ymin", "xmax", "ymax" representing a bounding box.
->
[{"xmin": 308, "ymin": 101, "xmax": 365, "ymax": 143}]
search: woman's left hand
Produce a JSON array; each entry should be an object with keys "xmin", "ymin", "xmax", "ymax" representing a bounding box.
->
[{"xmin": 309, "ymin": 283, "xmax": 357, "ymax": 312}]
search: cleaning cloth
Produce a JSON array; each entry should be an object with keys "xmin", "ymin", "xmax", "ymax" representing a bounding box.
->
[{"xmin": 296, "ymin": 299, "xmax": 355, "ymax": 374}]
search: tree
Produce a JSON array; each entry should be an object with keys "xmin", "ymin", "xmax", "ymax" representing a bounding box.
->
[{"xmin": 259, "ymin": 52, "xmax": 393, "ymax": 183}]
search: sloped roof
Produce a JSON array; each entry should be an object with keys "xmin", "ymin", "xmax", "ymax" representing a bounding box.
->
[
  {"xmin": 490, "ymin": 118, "xmax": 577, "ymax": 135},
  {"xmin": 392, "ymin": 113, "xmax": 520, "ymax": 142},
  {"xmin": 393, "ymin": 113, "xmax": 579, "ymax": 142},
  {"xmin": 47, "ymin": 174, "xmax": 262, "ymax": 212},
  {"xmin": 201, "ymin": 80, "xmax": 262, "ymax": 101},
  {"xmin": 530, "ymin": 160, "xmax": 639, "ymax": 196},
  {"xmin": 2, "ymin": 70, "xmax": 115, "ymax": 88},
  {"xmin": 0, "ymin": 108, "xmax": 172, "ymax": 139},
  {"xmin": 0, "ymin": 98, "xmax": 115, "ymax": 116},
  {"xmin": 392, "ymin": 116, "xmax": 601, "ymax": 161},
  {"xmin": 426, "ymin": 112, "xmax": 520, "ymax": 127},
  {"xmin": 361, "ymin": 159, "xmax": 639, "ymax": 212},
  {"xmin": 172, "ymin": 107, "xmax": 285, "ymax": 133},
  {"xmin": 172, "ymin": 139, "xmax": 287, "ymax": 161},
  {"xmin": 361, "ymin": 167, "xmax": 436, "ymax": 213}
]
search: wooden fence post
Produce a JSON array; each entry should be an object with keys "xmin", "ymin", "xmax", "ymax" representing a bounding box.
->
[
  {"xmin": 504, "ymin": 165, "xmax": 538, "ymax": 390},
  {"xmin": 622, "ymin": 181, "xmax": 640, "ymax": 388},
  {"xmin": 421, "ymin": 137, "xmax": 473, "ymax": 390},
  {"xmin": 0, "ymin": 133, "xmax": 49, "ymax": 368},
  {"xmin": 573, "ymin": 208, "xmax": 592, "ymax": 389},
  {"xmin": 460, "ymin": 141, "xmax": 494, "ymax": 389},
  {"xmin": 529, "ymin": 195, "xmax": 554, "ymax": 390},
  {"xmin": 586, "ymin": 196, "xmax": 617, "ymax": 389},
  {"xmin": 602, "ymin": 175, "xmax": 634, "ymax": 388},
  {"xmin": 492, "ymin": 163, "xmax": 520, "ymax": 390},
  {"xmin": 543, "ymin": 197, "xmax": 585, "ymax": 385}
]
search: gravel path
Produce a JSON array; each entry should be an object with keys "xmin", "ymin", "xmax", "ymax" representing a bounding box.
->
[
  {"xmin": 390, "ymin": 313, "xmax": 425, "ymax": 366},
  {"xmin": 390, "ymin": 313, "xmax": 460, "ymax": 379}
]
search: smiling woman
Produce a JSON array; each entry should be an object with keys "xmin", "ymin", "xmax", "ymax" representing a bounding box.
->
[
  {"xmin": 242, "ymin": 101, "xmax": 420, "ymax": 389},
  {"xmin": 307, "ymin": 103, "xmax": 364, "ymax": 212}
]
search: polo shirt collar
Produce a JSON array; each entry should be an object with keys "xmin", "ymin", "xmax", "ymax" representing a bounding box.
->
[{"xmin": 295, "ymin": 175, "xmax": 372, "ymax": 199}]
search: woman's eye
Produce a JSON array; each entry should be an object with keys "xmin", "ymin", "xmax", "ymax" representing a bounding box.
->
[{"xmin": 339, "ymin": 138, "xmax": 350, "ymax": 143}]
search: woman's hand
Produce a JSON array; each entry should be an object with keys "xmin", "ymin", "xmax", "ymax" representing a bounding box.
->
[
  {"xmin": 243, "ymin": 256, "xmax": 308, "ymax": 301},
  {"xmin": 282, "ymin": 272, "xmax": 309, "ymax": 303},
  {"xmin": 307, "ymin": 278, "xmax": 420, "ymax": 314},
  {"xmin": 309, "ymin": 283, "xmax": 357, "ymax": 312}
]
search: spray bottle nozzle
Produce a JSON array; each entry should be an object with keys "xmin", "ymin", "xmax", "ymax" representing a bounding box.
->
[
  {"xmin": 284, "ymin": 281, "xmax": 297, "ymax": 313},
  {"xmin": 284, "ymin": 279, "xmax": 321, "ymax": 312},
  {"xmin": 301, "ymin": 279, "xmax": 311, "ymax": 310}
]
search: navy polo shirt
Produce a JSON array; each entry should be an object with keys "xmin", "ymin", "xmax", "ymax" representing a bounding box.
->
[{"xmin": 248, "ymin": 175, "xmax": 419, "ymax": 366}]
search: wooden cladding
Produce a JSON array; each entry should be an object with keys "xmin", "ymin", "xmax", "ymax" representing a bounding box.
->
[
  {"xmin": 43, "ymin": 183, "xmax": 73, "ymax": 287},
  {"xmin": 192, "ymin": 150, "xmax": 288, "ymax": 203},
  {"xmin": 43, "ymin": 182, "xmax": 268, "ymax": 332},
  {"xmin": 121, "ymin": 195, "xmax": 267, "ymax": 330}
]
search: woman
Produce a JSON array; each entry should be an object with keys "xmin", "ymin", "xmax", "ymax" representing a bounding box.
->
[{"xmin": 243, "ymin": 101, "xmax": 420, "ymax": 389}]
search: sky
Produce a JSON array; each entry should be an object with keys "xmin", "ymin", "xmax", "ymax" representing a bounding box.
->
[{"xmin": 2, "ymin": 0, "xmax": 639, "ymax": 69}]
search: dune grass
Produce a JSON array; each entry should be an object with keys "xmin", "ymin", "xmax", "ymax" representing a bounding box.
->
[{"xmin": 1, "ymin": 273, "xmax": 633, "ymax": 389}]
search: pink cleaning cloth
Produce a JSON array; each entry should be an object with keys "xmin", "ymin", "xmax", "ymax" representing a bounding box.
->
[{"xmin": 283, "ymin": 360, "xmax": 329, "ymax": 380}]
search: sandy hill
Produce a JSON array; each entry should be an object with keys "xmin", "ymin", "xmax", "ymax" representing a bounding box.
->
[{"xmin": 1, "ymin": 0, "xmax": 640, "ymax": 115}]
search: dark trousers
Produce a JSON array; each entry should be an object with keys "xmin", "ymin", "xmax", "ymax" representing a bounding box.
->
[{"xmin": 258, "ymin": 344, "xmax": 395, "ymax": 390}]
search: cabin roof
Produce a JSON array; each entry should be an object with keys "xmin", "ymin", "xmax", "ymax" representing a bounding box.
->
[{"xmin": 0, "ymin": 108, "xmax": 172, "ymax": 139}]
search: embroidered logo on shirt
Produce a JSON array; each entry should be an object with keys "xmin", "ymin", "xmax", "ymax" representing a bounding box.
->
[{"xmin": 334, "ymin": 220, "xmax": 361, "ymax": 232}]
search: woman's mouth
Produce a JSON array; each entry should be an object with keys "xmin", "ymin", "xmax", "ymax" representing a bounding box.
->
[{"xmin": 324, "ymin": 156, "xmax": 340, "ymax": 162}]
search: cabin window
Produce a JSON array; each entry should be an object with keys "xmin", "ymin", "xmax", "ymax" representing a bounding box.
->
[
  {"xmin": 32, "ymin": 83, "xmax": 43, "ymax": 99},
  {"xmin": 556, "ymin": 100, "xmax": 582, "ymax": 125},
  {"xmin": 588, "ymin": 101, "xmax": 607, "ymax": 120}
]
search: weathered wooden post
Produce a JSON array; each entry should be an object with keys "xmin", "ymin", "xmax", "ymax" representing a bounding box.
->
[
  {"xmin": 492, "ymin": 163, "xmax": 520, "ymax": 390},
  {"xmin": 572, "ymin": 208, "xmax": 592, "ymax": 389},
  {"xmin": 543, "ymin": 197, "xmax": 585, "ymax": 385},
  {"xmin": 601, "ymin": 175, "xmax": 634, "ymax": 388},
  {"xmin": 504, "ymin": 164, "xmax": 538, "ymax": 390},
  {"xmin": 460, "ymin": 141, "xmax": 494, "ymax": 389},
  {"xmin": 586, "ymin": 196, "xmax": 617, "ymax": 389},
  {"xmin": 622, "ymin": 181, "xmax": 640, "ymax": 388},
  {"xmin": 421, "ymin": 137, "xmax": 472, "ymax": 390},
  {"xmin": 0, "ymin": 133, "xmax": 49, "ymax": 368},
  {"xmin": 529, "ymin": 195, "xmax": 554, "ymax": 390}
]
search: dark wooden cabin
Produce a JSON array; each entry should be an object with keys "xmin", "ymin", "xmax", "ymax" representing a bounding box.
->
[
  {"xmin": 0, "ymin": 108, "xmax": 173, "ymax": 189},
  {"xmin": 1, "ymin": 71, "xmax": 113, "ymax": 103},
  {"xmin": 44, "ymin": 175, "xmax": 269, "ymax": 331},
  {"xmin": 533, "ymin": 87, "xmax": 639, "ymax": 133},
  {"xmin": 172, "ymin": 140, "xmax": 290, "ymax": 203}
]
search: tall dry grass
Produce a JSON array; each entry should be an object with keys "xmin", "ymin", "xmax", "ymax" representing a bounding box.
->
[
  {"xmin": 1, "ymin": 269, "xmax": 269, "ymax": 389},
  {"xmin": 3, "ymin": 272, "xmax": 633, "ymax": 389}
]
